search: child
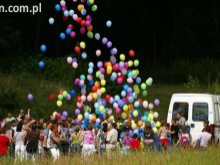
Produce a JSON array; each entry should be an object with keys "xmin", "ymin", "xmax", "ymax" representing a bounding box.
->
[
  {"xmin": 130, "ymin": 134, "xmax": 140, "ymax": 151},
  {"xmin": 143, "ymin": 122, "xmax": 154, "ymax": 151},
  {"xmin": 122, "ymin": 130, "xmax": 132, "ymax": 154},
  {"xmin": 158, "ymin": 121, "xmax": 169, "ymax": 150},
  {"xmin": 175, "ymin": 127, "xmax": 190, "ymax": 149},
  {"xmin": 70, "ymin": 126, "xmax": 82, "ymax": 153}
]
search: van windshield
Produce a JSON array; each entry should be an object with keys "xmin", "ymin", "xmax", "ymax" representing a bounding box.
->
[
  {"xmin": 192, "ymin": 103, "xmax": 208, "ymax": 121},
  {"xmin": 172, "ymin": 102, "xmax": 188, "ymax": 120}
]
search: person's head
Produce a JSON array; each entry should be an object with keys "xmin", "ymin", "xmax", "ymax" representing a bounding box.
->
[
  {"xmin": 16, "ymin": 121, "xmax": 23, "ymax": 132},
  {"xmin": 133, "ymin": 133, "xmax": 138, "ymax": 139},
  {"xmin": 102, "ymin": 123, "xmax": 108, "ymax": 132},
  {"xmin": 108, "ymin": 122, "xmax": 116, "ymax": 130},
  {"xmin": 176, "ymin": 113, "xmax": 181, "ymax": 119},
  {"xmin": 160, "ymin": 120, "xmax": 167, "ymax": 127},
  {"xmin": 87, "ymin": 123, "xmax": 93, "ymax": 131},
  {"xmin": 75, "ymin": 126, "xmax": 80, "ymax": 133},
  {"xmin": 204, "ymin": 126, "xmax": 210, "ymax": 133},
  {"xmin": 203, "ymin": 121, "xmax": 209, "ymax": 127},
  {"xmin": 171, "ymin": 119, "xmax": 177, "ymax": 125},
  {"xmin": 125, "ymin": 130, "xmax": 129, "ymax": 136},
  {"xmin": 31, "ymin": 123, "xmax": 37, "ymax": 131},
  {"xmin": 50, "ymin": 125, "xmax": 56, "ymax": 132},
  {"xmin": 7, "ymin": 113, "xmax": 12, "ymax": 118},
  {"xmin": 4, "ymin": 122, "xmax": 11, "ymax": 131},
  {"xmin": 145, "ymin": 122, "xmax": 151, "ymax": 129},
  {"xmin": 0, "ymin": 127, "xmax": 6, "ymax": 134},
  {"xmin": 181, "ymin": 127, "xmax": 187, "ymax": 134}
]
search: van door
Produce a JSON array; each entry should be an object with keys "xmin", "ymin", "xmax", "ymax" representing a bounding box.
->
[
  {"xmin": 188, "ymin": 102, "xmax": 209, "ymax": 142},
  {"xmin": 214, "ymin": 103, "xmax": 220, "ymax": 142}
]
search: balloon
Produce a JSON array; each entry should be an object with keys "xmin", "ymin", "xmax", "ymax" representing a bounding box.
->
[
  {"xmin": 96, "ymin": 49, "xmax": 101, "ymax": 57},
  {"xmin": 131, "ymin": 123, "xmax": 137, "ymax": 130},
  {"xmin": 27, "ymin": 93, "xmax": 33, "ymax": 101},
  {"xmin": 129, "ymin": 49, "xmax": 135, "ymax": 57},
  {"xmin": 49, "ymin": 93, "xmax": 55, "ymax": 101},
  {"xmin": 95, "ymin": 33, "xmax": 100, "ymax": 40},
  {"xmin": 107, "ymin": 41, "xmax": 112, "ymax": 48},
  {"xmin": 60, "ymin": 33, "xmax": 66, "ymax": 40},
  {"xmin": 62, "ymin": 111, "xmax": 68, "ymax": 117},
  {"xmin": 67, "ymin": 57, "xmax": 73, "ymax": 64},
  {"xmin": 146, "ymin": 77, "xmax": 153, "ymax": 86},
  {"xmin": 72, "ymin": 62, "xmax": 78, "ymax": 69},
  {"xmin": 156, "ymin": 121, "xmax": 161, "ymax": 128},
  {"xmin": 121, "ymin": 112, "xmax": 127, "ymax": 119},
  {"xmin": 38, "ymin": 61, "xmax": 45, "ymax": 69},
  {"xmin": 148, "ymin": 103, "xmax": 154, "ymax": 110},
  {"xmin": 91, "ymin": 5, "xmax": 98, "ymax": 12},
  {"xmin": 152, "ymin": 127, "xmax": 158, "ymax": 133},
  {"xmin": 56, "ymin": 113, "xmax": 61, "ymax": 120},
  {"xmin": 154, "ymin": 99, "xmax": 160, "ymax": 106},
  {"xmin": 153, "ymin": 112, "xmax": 159, "ymax": 118},
  {"xmin": 138, "ymin": 120, "xmax": 143, "ymax": 127},
  {"xmin": 141, "ymin": 83, "xmax": 147, "ymax": 90},
  {"xmin": 80, "ymin": 41, "xmax": 86, "ymax": 49},
  {"xmin": 106, "ymin": 20, "xmax": 112, "ymax": 28},
  {"xmin": 40, "ymin": 44, "xmax": 47, "ymax": 53},
  {"xmin": 87, "ymin": 31, "xmax": 93, "ymax": 39},
  {"xmin": 115, "ymin": 108, "xmax": 121, "ymax": 114},
  {"xmin": 133, "ymin": 110, "xmax": 138, "ymax": 117},
  {"xmin": 58, "ymin": 94, "xmax": 64, "ymax": 100},
  {"xmin": 74, "ymin": 46, "xmax": 81, "ymax": 54},
  {"xmin": 82, "ymin": 52, "xmax": 87, "ymax": 59},
  {"xmin": 120, "ymin": 54, "xmax": 125, "ymax": 61},
  {"xmin": 55, "ymin": 4, "xmax": 61, "ymax": 11},
  {"xmin": 143, "ymin": 100, "xmax": 148, "ymax": 109},
  {"xmin": 56, "ymin": 100, "xmax": 62, "ymax": 107},
  {"xmin": 134, "ymin": 60, "xmax": 139, "ymax": 67},
  {"xmin": 70, "ymin": 31, "xmax": 76, "ymax": 38},
  {"xmin": 77, "ymin": 114, "xmax": 83, "ymax": 121}
]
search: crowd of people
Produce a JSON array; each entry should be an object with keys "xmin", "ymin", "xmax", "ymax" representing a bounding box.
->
[{"xmin": 0, "ymin": 110, "xmax": 213, "ymax": 162}]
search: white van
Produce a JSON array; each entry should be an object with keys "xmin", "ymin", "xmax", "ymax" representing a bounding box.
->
[{"xmin": 167, "ymin": 93, "xmax": 220, "ymax": 143}]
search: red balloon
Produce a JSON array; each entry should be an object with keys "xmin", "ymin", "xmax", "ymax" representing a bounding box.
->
[
  {"xmin": 76, "ymin": 96, "xmax": 82, "ymax": 103},
  {"xmin": 74, "ymin": 46, "xmax": 81, "ymax": 54},
  {"xmin": 63, "ymin": 16, "xmax": 68, "ymax": 21},
  {"xmin": 68, "ymin": 24, "xmax": 74, "ymax": 30},
  {"xmin": 129, "ymin": 49, "xmax": 135, "ymax": 57},
  {"xmin": 49, "ymin": 93, "xmax": 55, "ymax": 101},
  {"xmin": 76, "ymin": 17, "xmax": 82, "ymax": 24},
  {"xmin": 58, "ymin": 90, "xmax": 63, "ymax": 94},
  {"xmin": 81, "ymin": 20, "xmax": 86, "ymax": 27},
  {"xmin": 105, "ymin": 94, "xmax": 110, "ymax": 102},
  {"xmin": 92, "ymin": 86, "xmax": 98, "ymax": 92}
]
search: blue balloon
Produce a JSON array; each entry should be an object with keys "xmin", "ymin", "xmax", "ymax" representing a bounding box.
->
[
  {"xmin": 82, "ymin": 52, "xmax": 87, "ymax": 59},
  {"xmin": 83, "ymin": 120, "xmax": 89, "ymax": 127},
  {"xmin": 128, "ymin": 96, "xmax": 134, "ymax": 103},
  {"xmin": 94, "ymin": 103, "xmax": 100, "ymax": 109},
  {"xmin": 64, "ymin": 10, "xmax": 69, "ymax": 17},
  {"xmin": 95, "ymin": 109, "xmax": 100, "ymax": 115},
  {"xmin": 40, "ymin": 44, "xmax": 47, "ymax": 53},
  {"xmin": 48, "ymin": 18, "xmax": 54, "ymax": 25},
  {"xmin": 121, "ymin": 90, "xmax": 126, "ymax": 97},
  {"xmin": 81, "ymin": 9, "xmax": 87, "ymax": 16},
  {"xmin": 88, "ymin": 68, "xmax": 93, "ymax": 74},
  {"xmin": 89, "ymin": 80, "xmax": 94, "ymax": 86},
  {"xmin": 89, "ymin": 62, "xmax": 94, "ymax": 68},
  {"xmin": 106, "ymin": 20, "xmax": 112, "ymax": 28},
  {"xmin": 80, "ymin": 75, "xmax": 86, "ymax": 80},
  {"xmin": 70, "ymin": 89, "xmax": 75, "ymax": 96},
  {"xmin": 66, "ymin": 28, "xmax": 72, "ymax": 35},
  {"xmin": 136, "ymin": 77, "xmax": 142, "ymax": 84},
  {"xmin": 60, "ymin": 33, "xmax": 66, "ymax": 40},
  {"xmin": 134, "ymin": 101, "xmax": 140, "ymax": 108},
  {"xmin": 38, "ymin": 61, "xmax": 45, "ymax": 69},
  {"xmin": 55, "ymin": 4, "xmax": 61, "ymax": 11}
]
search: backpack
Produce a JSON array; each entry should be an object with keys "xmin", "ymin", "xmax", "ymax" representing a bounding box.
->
[{"xmin": 181, "ymin": 135, "xmax": 189, "ymax": 144}]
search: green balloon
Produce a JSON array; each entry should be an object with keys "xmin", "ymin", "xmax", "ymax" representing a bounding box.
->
[
  {"xmin": 96, "ymin": 71, "xmax": 101, "ymax": 78},
  {"xmin": 142, "ymin": 90, "xmax": 148, "ymax": 96},
  {"xmin": 134, "ymin": 60, "xmax": 139, "ymax": 67},
  {"xmin": 58, "ymin": 94, "xmax": 64, "ymax": 100},
  {"xmin": 87, "ymin": 31, "xmax": 94, "ymax": 39},
  {"xmin": 91, "ymin": 5, "xmax": 98, "ymax": 12},
  {"xmin": 141, "ymin": 83, "xmax": 147, "ymax": 90},
  {"xmin": 146, "ymin": 77, "xmax": 153, "ymax": 86},
  {"xmin": 63, "ymin": 91, "xmax": 68, "ymax": 97}
]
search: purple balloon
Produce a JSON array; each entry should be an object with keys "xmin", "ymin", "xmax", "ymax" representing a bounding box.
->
[
  {"xmin": 107, "ymin": 41, "xmax": 112, "ymax": 48},
  {"xmin": 62, "ymin": 111, "xmax": 68, "ymax": 117},
  {"xmin": 97, "ymin": 61, "xmax": 103, "ymax": 68},
  {"xmin": 110, "ymin": 48, "xmax": 117, "ymax": 55},
  {"xmin": 154, "ymin": 99, "xmax": 160, "ymax": 106},
  {"xmin": 66, "ymin": 94, "xmax": 71, "ymax": 101},
  {"xmin": 27, "ymin": 93, "xmax": 33, "ymax": 101},
  {"xmin": 110, "ymin": 56, "xmax": 117, "ymax": 64},
  {"xmin": 72, "ymin": 58, "xmax": 77, "ymax": 62},
  {"xmin": 102, "ymin": 37, "xmax": 108, "ymax": 45},
  {"xmin": 75, "ymin": 109, "xmax": 80, "ymax": 115}
]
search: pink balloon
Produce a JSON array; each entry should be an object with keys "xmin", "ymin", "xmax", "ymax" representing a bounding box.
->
[
  {"xmin": 115, "ymin": 108, "xmax": 121, "ymax": 114},
  {"xmin": 70, "ymin": 31, "xmax": 76, "ymax": 38},
  {"xmin": 67, "ymin": 57, "xmax": 72, "ymax": 64}
]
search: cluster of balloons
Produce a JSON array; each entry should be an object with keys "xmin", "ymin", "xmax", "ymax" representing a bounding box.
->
[{"xmin": 36, "ymin": 0, "xmax": 161, "ymax": 132}]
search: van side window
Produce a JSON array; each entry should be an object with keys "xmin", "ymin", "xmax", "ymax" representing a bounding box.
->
[
  {"xmin": 192, "ymin": 103, "xmax": 208, "ymax": 121},
  {"xmin": 172, "ymin": 102, "xmax": 189, "ymax": 120}
]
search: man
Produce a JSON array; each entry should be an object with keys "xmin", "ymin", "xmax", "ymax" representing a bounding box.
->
[
  {"xmin": 170, "ymin": 119, "xmax": 179, "ymax": 143},
  {"xmin": 4, "ymin": 113, "xmax": 15, "ymax": 123},
  {"xmin": 176, "ymin": 112, "xmax": 186, "ymax": 127},
  {"xmin": 106, "ymin": 122, "xmax": 118, "ymax": 151}
]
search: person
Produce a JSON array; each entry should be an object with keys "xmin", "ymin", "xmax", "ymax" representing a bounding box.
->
[
  {"xmin": 59, "ymin": 121, "xmax": 70, "ymax": 155},
  {"xmin": 43, "ymin": 121, "xmax": 51, "ymax": 154},
  {"xmin": 81, "ymin": 124, "xmax": 96, "ymax": 156},
  {"xmin": 25, "ymin": 122, "xmax": 40, "ymax": 160},
  {"xmin": 169, "ymin": 119, "xmax": 179, "ymax": 144},
  {"xmin": 4, "ymin": 113, "xmax": 15, "ymax": 124},
  {"xmin": 49, "ymin": 124, "xmax": 62, "ymax": 162},
  {"xmin": 0, "ymin": 127, "xmax": 10, "ymax": 156},
  {"xmin": 176, "ymin": 112, "xmax": 186, "ymax": 128},
  {"xmin": 70, "ymin": 126, "xmax": 82, "ymax": 153},
  {"xmin": 14, "ymin": 121, "xmax": 27, "ymax": 161},
  {"xmin": 143, "ymin": 122, "xmax": 154, "ymax": 151},
  {"xmin": 96, "ymin": 122, "xmax": 108, "ymax": 155},
  {"xmin": 199, "ymin": 127, "xmax": 212, "ymax": 148},
  {"xmin": 122, "ymin": 130, "xmax": 132, "ymax": 154},
  {"xmin": 158, "ymin": 121, "xmax": 169, "ymax": 150},
  {"xmin": 130, "ymin": 134, "xmax": 140, "ymax": 151},
  {"xmin": 105, "ymin": 122, "xmax": 118, "ymax": 152},
  {"xmin": 175, "ymin": 127, "xmax": 190, "ymax": 149}
]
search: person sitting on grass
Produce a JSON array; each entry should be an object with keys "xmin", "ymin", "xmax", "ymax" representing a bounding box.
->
[
  {"xmin": 130, "ymin": 133, "xmax": 140, "ymax": 152},
  {"xmin": 193, "ymin": 127, "xmax": 212, "ymax": 149},
  {"xmin": 143, "ymin": 122, "xmax": 154, "ymax": 152},
  {"xmin": 175, "ymin": 127, "xmax": 190, "ymax": 149}
]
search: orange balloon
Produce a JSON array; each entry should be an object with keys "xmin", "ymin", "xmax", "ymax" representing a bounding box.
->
[
  {"xmin": 129, "ymin": 104, "xmax": 134, "ymax": 111},
  {"xmin": 87, "ymin": 25, "xmax": 93, "ymax": 31},
  {"xmin": 138, "ymin": 120, "xmax": 143, "ymax": 127},
  {"xmin": 77, "ymin": 4, "xmax": 84, "ymax": 11},
  {"xmin": 94, "ymin": 81, "xmax": 100, "ymax": 88},
  {"xmin": 107, "ymin": 66, "xmax": 112, "ymax": 75}
]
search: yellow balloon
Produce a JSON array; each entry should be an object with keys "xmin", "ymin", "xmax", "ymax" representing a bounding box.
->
[
  {"xmin": 133, "ymin": 110, "xmax": 138, "ymax": 117},
  {"xmin": 131, "ymin": 123, "xmax": 137, "ymax": 130},
  {"xmin": 92, "ymin": 93, "xmax": 98, "ymax": 99},
  {"xmin": 79, "ymin": 41, "xmax": 86, "ymax": 49},
  {"xmin": 101, "ymin": 79, "xmax": 106, "ymax": 86},
  {"xmin": 89, "ymin": 0, "xmax": 94, "ymax": 4},
  {"xmin": 100, "ymin": 87, "xmax": 106, "ymax": 94},
  {"xmin": 121, "ymin": 112, "xmax": 127, "ymax": 119},
  {"xmin": 99, "ymin": 106, "xmax": 105, "ymax": 112},
  {"xmin": 123, "ymin": 105, "xmax": 128, "ymax": 111},
  {"xmin": 56, "ymin": 100, "xmax": 62, "ymax": 107},
  {"xmin": 128, "ymin": 60, "xmax": 133, "ymax": 67},
  {"xmin": 152, "ymin": 127, "xmax": 158, "ymax": 133},
  {"xmin": 156, "ymin": 121, "xmax": 161, "ymax": 128},
  {"xmin": 107, "ymin": 66, "xmax": 112, "ymax": 75},
  {"xmin": 109, "ymin": 115, "xmax": 114, "ymax": 121},
  {"xmin": 120, "ymin": 54, "xmax": 125, "ymax": 61},
  {"xmin": 77, "ymin": 114, "xmax": 83, "ymax": 121},
  {"xmin": 148, "ymin": 113, "xmax": 154, "ymax": 121},
  {"xmin": 52, "ymin": 111, "xmax": 57, "ymax": 118}
]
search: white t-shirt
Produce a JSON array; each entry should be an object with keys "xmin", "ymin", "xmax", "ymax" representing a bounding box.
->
[
  {"xmin": 15, "ymin": 131, "xmax": 25, "ymax": 146},
  {"xmin": 200, "ymin": 132, "xmax": 212, "ymax": 147},
  {"xmin": 106, "ymin": 129, "xmax": 118, "ymax": 144}
]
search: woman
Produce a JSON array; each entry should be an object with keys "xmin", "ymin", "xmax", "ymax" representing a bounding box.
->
[
  {"xmin": 49, "ymin": 125, "xmax": 62, "ymax": 161},
  {"xmin": 81, "ymin": 124, "xmax": 96, "ymax": 156},
  {"xmin": 70, "ymin": 126, "xmax": 82, "ymax": 153},
  {"xmin": 14, "ymin": 121, "xmax": 27, "ymax": 161},
  {"xmin": 0, "ymin": 127, "xmax": 10, "ymax": 156}
]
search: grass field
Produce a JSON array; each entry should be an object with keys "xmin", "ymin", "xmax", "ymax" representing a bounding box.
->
[{"xmin": 1, "ymin": 146, "xmax": 220, "ymax": 165}]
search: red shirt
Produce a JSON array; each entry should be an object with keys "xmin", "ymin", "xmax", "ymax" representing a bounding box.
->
[
  {"xmin": 0, "ymin": 135, "xmax": 10, "ymax": 155},
  {"xmin": 130, "ymin": 139, "xmax": 140, "ymax": 150}
]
